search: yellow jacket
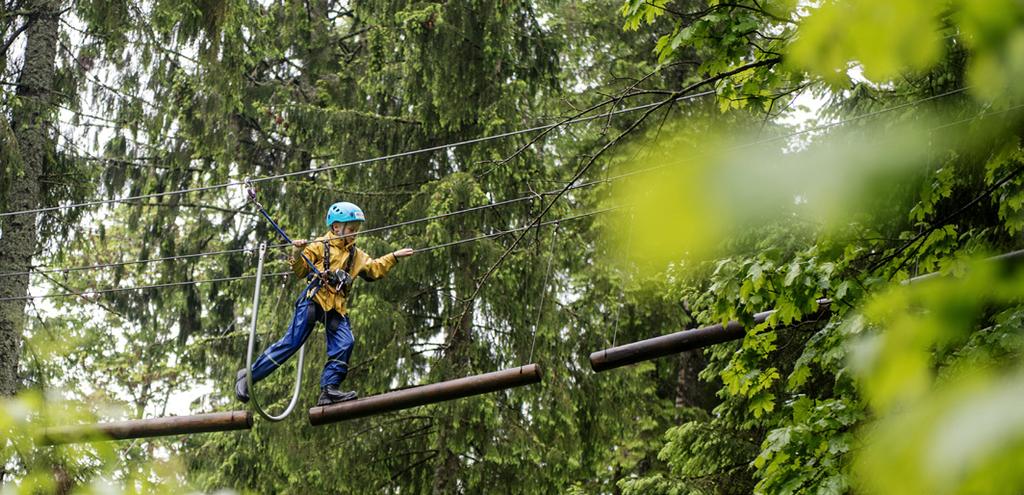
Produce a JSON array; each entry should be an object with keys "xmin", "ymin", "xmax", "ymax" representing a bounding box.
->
[{"xmin": 290, "ymin": 232, "xmax": 398, "ymax": 314}]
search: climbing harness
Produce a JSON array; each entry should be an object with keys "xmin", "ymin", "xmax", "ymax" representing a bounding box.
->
[
  {"xmin": 313, "ymin": 237, "xmax": 357, "ymax": 296},
  {"xmin": 245, "ymin": 242, "xmax": 306, "ymax": 421}
]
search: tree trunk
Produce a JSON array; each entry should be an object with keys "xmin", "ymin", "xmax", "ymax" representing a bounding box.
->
[
  {"xmin": 431, "ymin": 240, "xmax": 477, "ymax": 494},
  {"xmin": 0, "ymin": 0, "xmax": 59, "ymax": 396},
  {"xmin": 674, "ymin": 349, "xmax": 720, "ymax": 412}
]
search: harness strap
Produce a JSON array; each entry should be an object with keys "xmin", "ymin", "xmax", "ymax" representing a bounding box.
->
[
  {"xmin": 342, "ymin": 244, "xmax": 357, "ymax": 296},
  {"xmin": 323, "ymin": 239, "xmax": 331, "ymax": 273},
  {"xmin": 344, "ymin": 244, "xmax": 357, "ymax": 274}
]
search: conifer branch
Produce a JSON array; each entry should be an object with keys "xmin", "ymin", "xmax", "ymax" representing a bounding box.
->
[{"xmin": 448, "ymin": 57, "xmax": 783, "ymax": 345}]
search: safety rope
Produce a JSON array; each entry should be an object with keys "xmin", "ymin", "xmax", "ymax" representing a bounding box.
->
[
  {"xmin": 5, "ymin": 92, "xmax": 1015, "ymax": 305},
  {"xmin": 528, "ymin": 225, "xmax": 558, "ymax": 363},
  {"xmin": 0, "ymin": 271, "xmax": 291, "ymax": 302},
  {"xmin": 4, "ymin": 86, "xmax": 982, "ymax": 220},
  {"xmin": 609, "ymin": 210, "xmax": 636, "ymax": 349},
  {"xmin": 0, "ymin": 88, "xmax": 992, "ymax": 280},
  {"xmin": 0, "ymin": 207, "xmax": 619, "ymax": 302},
  {"xmin": 412, "ymin": 206, "xmax": 621, "ymax": 254},
  {"xmin": 0, "ymin": 92, "xmax": 716, "ymax": 219},
  {"xmin": 0, "ymin": 172, "xmax": 630, "ymax": 279}
]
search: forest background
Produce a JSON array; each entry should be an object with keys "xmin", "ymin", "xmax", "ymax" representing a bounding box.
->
[{"xmin": 2, "ymin": 0, "xmax": 1024, "ymax": 493}]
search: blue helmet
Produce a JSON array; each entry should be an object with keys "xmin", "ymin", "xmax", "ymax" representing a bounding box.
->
[{"xmin": 325, "ymin": 202, "xmax": 365, "ymax": 227}]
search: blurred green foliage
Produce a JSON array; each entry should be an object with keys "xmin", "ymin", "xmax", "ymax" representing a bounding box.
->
[
  {"xmin": 1, "ymin": 391, "xmax": 195, "ymax": 494},
  {"xmin": 788, "ymin": 0, "xmax": 945, "ymax": 85},
  {"xmin": 853, "ymin": 260, "xmax": 1024, "ymax": 494},
  {"xmin": 605, "ymin": 1, "xmax": 1024, "ymax": 494}
]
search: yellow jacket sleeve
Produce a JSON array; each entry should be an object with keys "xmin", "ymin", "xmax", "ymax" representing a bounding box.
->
[
  {"xmin": 356, "ymin": 248, "xmax": 398, "ymax": 281},
  {"xmin": 290, "ymin": 242, "xmax": 323, "ymax": 278}
]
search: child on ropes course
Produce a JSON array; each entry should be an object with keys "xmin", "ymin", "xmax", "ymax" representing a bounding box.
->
[{"xmin": 235, "ymin": 201, "xmax": 415, "ymax": 406}]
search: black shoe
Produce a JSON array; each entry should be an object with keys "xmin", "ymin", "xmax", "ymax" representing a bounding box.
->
[
  {"xmin": 235, "ymin": 369, "xmax": 250, "ymax": 403},
  {"xmin": 316, "ymin": 385, "xmax": 357, "ymax": 406}
]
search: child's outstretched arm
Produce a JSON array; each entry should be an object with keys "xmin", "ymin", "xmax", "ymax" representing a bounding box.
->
[{"xmin": 359, "ymin": 248, "xmax": 414, "ymax": 281}]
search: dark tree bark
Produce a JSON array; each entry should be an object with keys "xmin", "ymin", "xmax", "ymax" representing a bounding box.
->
[
  {"xmin": 675, "ymin": 350, "xmax": 721, "ymax": 412},
  {"xmin": 432, "ymin": 227, "xmax": 477, "ymax": 494},
  {"xmin": 0, "ymin": 0, "xmax": 60, "ymax": 396}
]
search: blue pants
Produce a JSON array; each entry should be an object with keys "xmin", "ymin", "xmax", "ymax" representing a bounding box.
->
[{"xmin": 250, "ymin": 286, "xmax": 355, "ymax": 389}]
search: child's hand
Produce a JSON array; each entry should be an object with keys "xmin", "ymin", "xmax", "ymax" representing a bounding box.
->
[
  {"xmin": 292, "ymin": 239, "xmax": 309, "ymax": 248},
  {"xmin": 393, "ymin": 248, "xmax": 415, "ymax": 258}
]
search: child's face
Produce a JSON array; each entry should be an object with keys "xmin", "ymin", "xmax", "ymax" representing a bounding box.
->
[{"xmin": 332, "ymin": 221, "xmax": 361, "ymax": 238}]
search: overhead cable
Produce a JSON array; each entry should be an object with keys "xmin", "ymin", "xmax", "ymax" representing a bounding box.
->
[
  {"xmin": 0, "ymin": 92, "xmax": 716, "ymax": 219},
  {"xmin": 0, "ymin": 175, "xmax": 624, "ymax": 279},
  {"xmin": 0, "ymin": 87, "xmax": 996, "ymax": 280},
  {"xmin": 0, "ymin": 207, "xmax": 615, "ymax": 302}
]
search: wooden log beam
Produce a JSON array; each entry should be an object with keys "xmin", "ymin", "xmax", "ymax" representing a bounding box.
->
[
  {"xmin": 41, "ymin": 410, "xmax": 253, "ymax": 445},
  {"xmin": 590, "ymin": 249, "xmax": 1024, "ymax": 372},
  {"xmin": 309, "ymin": 364, "xmax": 542, "ymax": 426},
  {"xmin": 590, "ymin": 308, "xmax": 783, "ymax": 372}
]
